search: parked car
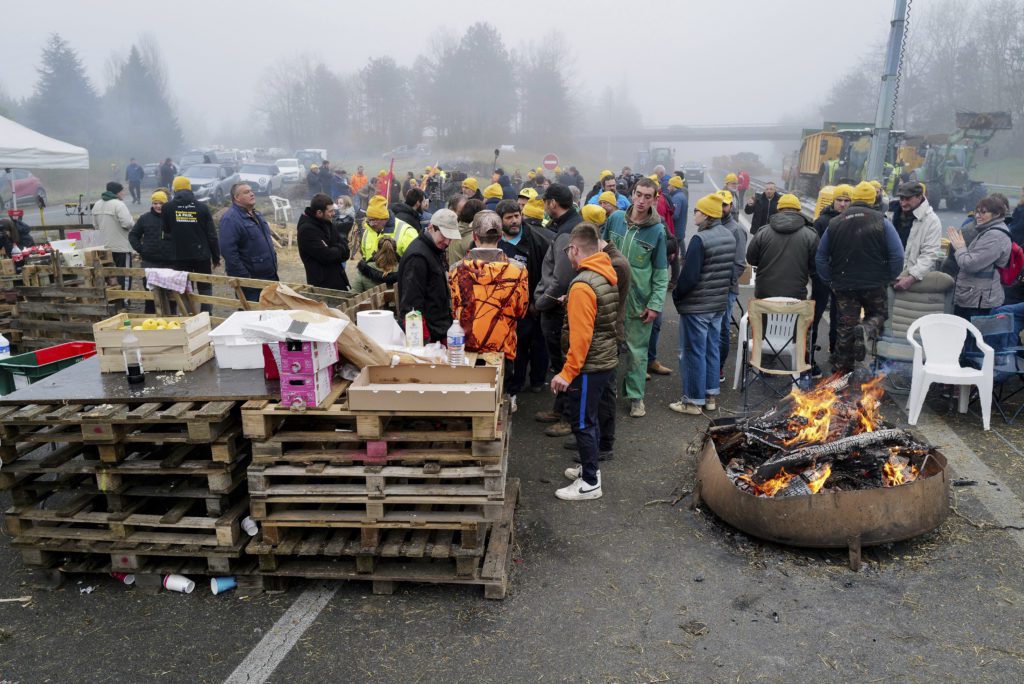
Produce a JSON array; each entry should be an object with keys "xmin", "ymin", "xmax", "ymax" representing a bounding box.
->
[
  {"xmin": 681, "ymin": 161, "xmax": 706, "ymax": 184},
  {"xmin": 295, "ymin": 149, "xmax": 327, "ymax": 173},
  {"xmin": 181, "ymin": 163, "xmax": 240, "ymax": 203},
  {"xmin": 0, "ymin": 169, "xmax": 46, "ymax": 208},
  {"xmin": 238, "ymin": 163, "xmax": 284, "ymax": 195},
  {"xmin": 141, "ymin": 163, "xmax": 162, "ymax": 189},
  {"xmin": 274, "ymin": 158, "xmax": 302, "ymax": 183}
]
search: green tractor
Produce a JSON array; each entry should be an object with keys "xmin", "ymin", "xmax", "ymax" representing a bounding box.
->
[{"xmin": 918, "ymin": 112, "xmax": 1012, "ymax": 212}]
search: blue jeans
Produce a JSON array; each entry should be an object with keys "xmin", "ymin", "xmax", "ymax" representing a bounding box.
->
[
  {"xmin": 719, "ymin": 292, "xmax": 737, "ymax": 372},
  {"xmin": 679, "ymin": 311, "xmax": 724, "ymax": 405},
  {"xmin": 647, "ymin": 310, "xmax": 663, "ymax": 364}
]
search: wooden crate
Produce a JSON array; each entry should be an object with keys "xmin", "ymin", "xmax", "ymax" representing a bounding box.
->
[
  {"xmin": 248, "ymin": 479, "xmax": 518, "ymax": 599},
  {"xmin": 92, "ymin": 311, "xmax": 213, "ymax": 372}
]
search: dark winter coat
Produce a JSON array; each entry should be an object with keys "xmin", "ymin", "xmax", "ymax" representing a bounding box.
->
[
  {"xmin": 306, "ymin": 170, "xmax": 321, "ymax": 196},
  {"xmin": 812, "ymin": 205, "xmax": 841, "ymax": 238},
  {"xmin": 498, "ymin": 223, "xmax": 552, "ymax": 306},
  {"xmin": 162, "ymin": 189, "xmax": 220, "ymax": 264},
  {"xmin": 745, "ymin": 191, "xmax": 781, "ymax": 235},
  {"xmin": 398, "ymin": 232, "xmax": 453, "ymax": 343},
  {"xmin": 158, "ymin": 162, "xmax": 177, "ymax": 188},
  {"xmin": 745, "ymin": 210, "xmax": 819, "ymax": 300},
  {"xmin": 129, "ymin": 209, "xmax": 176, "ymax": 265},
  {"xmin": 218, "ymin": 203, "xmax": 278, "ymax": 280},
  {"xmin": 389, "ymin": 201, "xmax": 421, "ymax": 232},
  {"xmin": 297, "ymin": 209, "xmax": 350, "ymax": 291}
]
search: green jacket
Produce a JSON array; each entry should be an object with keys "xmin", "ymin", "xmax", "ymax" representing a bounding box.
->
[{"xmin": 602, "ymin": 206, "xmax": 669, "ymax": 312}]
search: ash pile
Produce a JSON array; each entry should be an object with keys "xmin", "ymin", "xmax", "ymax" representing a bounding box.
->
[{"xmin": 712, "ymin": 373, "xmax": 939, "ymax": 498}]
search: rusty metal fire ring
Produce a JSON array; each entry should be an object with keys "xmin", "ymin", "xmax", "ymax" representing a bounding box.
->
[{"xmin": 695, "ymin": 427, "xmax": 950, "ymax": 570}]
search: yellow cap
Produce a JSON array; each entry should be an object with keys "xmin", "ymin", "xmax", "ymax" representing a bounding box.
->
[
  {"xmin": 378, "ymin": 169, "xmax": 387, "ymax": 176},
  {"xmin": 852, "ymin": 181, "xmax": 877, "ymax": 203},
  {"xmin": 598, "ymin": 191, "xmax": 617, "ymax": 206},
  {"xmin": 777, "ymin": 194, "xmax": 802, "ymax": 211},
  {"xmin": 462, "ymin": 177, "xmax": 479, "ymax": 192},
  {"xmin": 151, "ymin": 190, "xmax": 169, "ymax": 203},
  {"xmin": 425, "ymin": 165, "xmax": 432, "ymax": 172},
  {"xmin": 527, "ymin": 171, "xmax": 536, "ymax": 179},
  {"xmin": 172, "ymin": 176, "xmax": 191, "ymax": 191},
  {"xmin": 725, "ymin": 173, "xmax": 738, "ymax": 183},
  {"xmin": 869, "ymin": 180, "xmax": 882, "ymax": 190},
  {"xmin": 518, "ymin": 187, "xmax": 538, "ymax": 200},
  {"xmin": 483, "ymin": 183, "xmax": 503, "ymax": 199},
  {"xmin": 581, "ymin": 204, "xmax": 607, "ymax": 226},
  {"xmin": 535, "ymin": 167, "xmax": 543, "ymax": 174},
  {"xmin": 600, "ymin": 169, "xmax": 613, "ymax": 179},
  {"xmin": 833, "ymin": 184, "xmax": 854, "ymax": 200},
  {"xmin": 523, "ymin": 197, "xmax": 545, "ymax": 220},
  {"xmin": 696, "ymin": 194, "xmax": 724, "ymax": 218},
  {"xmin": 310, "ymin": 164, "xmax": 319, "ymax": 170},
  {"xmin": 366, "ymin": 195, "xmax": 389, "ymax": 220},
  {"xmin": 717, "ymin": 190, "xmax": 733, "ymax": 205},
  {"xmin": 668, "ymin": 176, "xmax": 684, "ymax": 189},
  {"xmin": 554, "ymin": 166, "xmax": 562, "ymax": 173}
]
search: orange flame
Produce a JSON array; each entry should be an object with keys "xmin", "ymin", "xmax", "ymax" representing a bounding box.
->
[
  {"xmin": 782, "ymin": 386, "xmax": 840, "ymax": 447},
  {"xmin": 882, "ymin": 453, "xmax": 919, "ymax": 487},
  {"xmin": 857, "ymin": 375, "xmax": 886, "ymax": 433},
  {"xmin": 760, "ymin": 468, "xmax": 797, "ymax": 496},
  {"xmin": 806, "ymin": 464, "xmax": 832, "ymax": 493}
]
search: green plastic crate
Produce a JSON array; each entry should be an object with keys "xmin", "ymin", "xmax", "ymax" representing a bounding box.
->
[{"xmin": 0, "ymin": 341, "xmax": 97, "ymax": 395}]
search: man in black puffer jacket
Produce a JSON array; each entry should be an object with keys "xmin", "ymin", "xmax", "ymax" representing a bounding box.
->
[
  {"xmin": 298, "ymin": 193, "xmax": 350, "ymax": 291},
  {"xmin": 744, "ymin": 181, "xmax": 781, "ymax": 235},
  {"xmin": 398, "ymin": 209, "xmax": 462, "ymax": 343}
]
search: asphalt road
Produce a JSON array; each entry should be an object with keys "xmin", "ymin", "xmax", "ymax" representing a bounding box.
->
[{"xmin": 1, "ymin": 178, "xmax": 1023, "ymax": 682}]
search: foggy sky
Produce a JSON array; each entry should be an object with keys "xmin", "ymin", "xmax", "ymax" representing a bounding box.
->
[{"xmin": 4, "ymin": 0, "xmax": 897, "ymax": 140}]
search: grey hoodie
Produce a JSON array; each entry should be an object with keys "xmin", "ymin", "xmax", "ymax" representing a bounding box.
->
[
  {"xmin": 745, "ymin": 210, "xmax": 819, "ymax": 300},
  {"xmin": 951, "ymin": 217, "xmax": 1011, "ymax": 309}
]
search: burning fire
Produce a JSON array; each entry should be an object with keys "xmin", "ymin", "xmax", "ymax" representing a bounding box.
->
[
  {"xmin": 759, "ymin": 468, "xmax": 796, "ymax": 496},
  {"xmin": 883, "ymin": 452, "xmax": 920, "ymax": 487},
  {"xmin": 806, "ymin": 464, "xmax": 832, "ymax": 493},
  {"xmin": 782, "ymin": 374, "xmax": 887, "ymax": 447},
  {"xmin": 857, "ymin": 375, "xmax": 886, "ymax": 433}
]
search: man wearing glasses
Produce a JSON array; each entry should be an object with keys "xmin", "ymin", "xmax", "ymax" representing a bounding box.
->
[{"xmin": 891, "ymin": 181, "xmax": 942, "ymax": 291}]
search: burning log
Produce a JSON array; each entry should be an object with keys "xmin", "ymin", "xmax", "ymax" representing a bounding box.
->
[{"xmin": 754, "ymin": 429, "xmax": 912, "ymax": 479}]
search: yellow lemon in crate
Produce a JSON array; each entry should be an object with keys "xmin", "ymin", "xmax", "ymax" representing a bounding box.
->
[
  {"xmin": 166, "ymin": 321, "xmax": 181, "ymax": 330},
  {"xmin": 141, "ymin": 318, "xmax": 160, "ymax": 330}
]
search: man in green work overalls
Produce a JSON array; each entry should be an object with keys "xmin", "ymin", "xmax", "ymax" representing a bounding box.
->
[{"xmin": 602, "ymin": 176, "xmax": 669, "ymax": 417}]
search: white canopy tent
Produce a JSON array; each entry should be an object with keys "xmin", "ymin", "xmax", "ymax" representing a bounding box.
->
[{"xmin": 0, "ymin": 114, "xmax": 90, "ymax": 209}]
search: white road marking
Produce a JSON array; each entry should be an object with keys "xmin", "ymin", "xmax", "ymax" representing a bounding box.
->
[
  {"xmin": 224, "ymin": 583, "xmax": 337, "ymax": 684},
  {"xmin": 914, "ymin": 409, "xmax": 1024, "ymax": 550}
]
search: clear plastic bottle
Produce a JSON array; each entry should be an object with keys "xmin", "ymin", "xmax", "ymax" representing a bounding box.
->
[
  {"xmin": 446, "ymin": 319, "xmax": 465, "ymax": 366},
  {"xmin": 0, "ymin": 332, "xmax": 9, "ymax": 360},
  {"xmin": 121, "ymin": 320, "xmax": 145, "ymax": 385}
]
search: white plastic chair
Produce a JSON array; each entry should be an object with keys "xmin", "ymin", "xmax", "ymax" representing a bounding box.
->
[
  {"xmin": 732, "ymin": 296, "xmax": 803, "ymax": 391},
  {"xmin": 906, "ymin": 313, "xmax": 993, "ymax": 430},
  {"xmin": 270, "ymin": 195, "xmax": 292, "ymax": 224}
]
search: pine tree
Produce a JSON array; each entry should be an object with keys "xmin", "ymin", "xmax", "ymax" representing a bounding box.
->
[
  {"xmin": 26, "ymin": 34, "xmax": 105, "ymax": 150},
  {"xmin": 104, "ymin": 44, "xmax": 183, "ymax": 160}
]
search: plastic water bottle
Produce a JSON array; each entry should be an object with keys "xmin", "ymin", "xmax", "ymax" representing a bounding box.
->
[
  {"xmin": 446, "ymin": 320, "xmax": 465, "ymax": 366},
  {"xmin": 0, "ymin": 332, "xmax": 9, "ymax": 360},
  {"xmin": 121, "ymin": 320, "xmax": 145, "ymax": 385}
]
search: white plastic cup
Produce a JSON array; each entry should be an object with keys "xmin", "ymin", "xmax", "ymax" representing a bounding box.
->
[
  {"xmin": 210, "ymin": 576, "xmax": 237, "ymax": 595},
  {"xmin": 241, "ymin": 516, "xmax": 259, "ymax": 536},
  {"xmin": 163, "ymin": 574, "xmax": 195, "ymax": 594}
]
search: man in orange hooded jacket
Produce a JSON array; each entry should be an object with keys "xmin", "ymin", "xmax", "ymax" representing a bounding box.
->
[{"xmin": 552, "ymin": 223, "xmax": 620, "ymax": 501}]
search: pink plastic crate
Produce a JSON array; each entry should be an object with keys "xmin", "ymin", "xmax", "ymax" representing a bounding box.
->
[{"xmin": 279, "ymin": 368, "xmax": 334, "ymax": 408}]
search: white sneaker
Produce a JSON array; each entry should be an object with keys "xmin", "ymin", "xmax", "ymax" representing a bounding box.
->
[
  {"xmin": 564, "ymin": 466, "xmax": 601, "ymax": 481},
  {"xmin": 706, "ymin": 396, "xmax": 717, "ymax": 411},
  {"xmin": 555, "ymin": 477, "xmax": 603, "ymax": 500},
  {"xmin": 509, "ymin": 395, "xmax": 517, "ymax": 414},
  {"xmin": 669, "ymin": 400, "xmax": 703, "ymax": 415},
  {"xmin": 629, "ymin": 399, "xmax": 646, "ymax": 417}
]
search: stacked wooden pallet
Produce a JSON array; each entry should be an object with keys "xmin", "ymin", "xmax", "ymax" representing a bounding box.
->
[
  {"xmin": 11, "ymin": 260, "xmax": 118, "ymax": 350},
  {"xmin": 0, "ymin": 400, "xmax": 253, "ymax": 581},
  {"xmin": 241, "ymin": 372, "xmax": 517, "ymax": 598}
]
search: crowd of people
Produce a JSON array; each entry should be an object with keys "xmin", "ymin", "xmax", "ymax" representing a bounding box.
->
[{"xmin": 47, "ymin": 158, "xmax": 1024, "ymax": 503}]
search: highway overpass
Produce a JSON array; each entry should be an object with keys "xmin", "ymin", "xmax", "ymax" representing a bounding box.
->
[{"xmin": 574, "ymin": 124, "xmax": 808, "ymax": 144}]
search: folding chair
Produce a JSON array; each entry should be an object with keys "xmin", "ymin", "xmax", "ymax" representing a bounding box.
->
[
  {"xmin": 734, "ymin": 297, "xmax": 814, "ymax": 411},
  {"xmin": 967, "ymin": 313, "xmax": 1024, "ymax": 424}
]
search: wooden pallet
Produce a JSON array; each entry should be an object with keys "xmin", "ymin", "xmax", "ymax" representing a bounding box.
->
[
  {"xmin": 249, "ymin": 479, "xmax": 518, "ymax": 599},
  {"xmin": 5, "ymin": 491, "xmax": 248, "ymax": 550},
  {"xmin": 242, "ymin": 398, "xmax": 508, "ymax": 466},
  {"xmin": 0, "ymin": 401, "xmax": 240, "ymax": 463},
  {"xmin": 10, "ymin": 536, "xmax": 253, "ymax": 575},
  {"xmin": 0, "ymin": 439, "xmax": 250, "ymax": 496}
]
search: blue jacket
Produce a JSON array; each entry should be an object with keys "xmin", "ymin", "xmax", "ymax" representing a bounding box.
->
[
  {"xmin": 125, "ymin": 163, "xmax": 145, "ymax": 183},
  {"xmin": 586, "ymin": 192, "xmax": 630, "ymax": 210},
  {"xmin": 218, "ymin": 203, "xmax": 279, "ymax": 280},
  {"xmin": 669, "ymin": 189, "xmax": 688, "ymax": 229}
]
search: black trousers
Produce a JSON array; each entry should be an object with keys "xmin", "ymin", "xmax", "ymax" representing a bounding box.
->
[
  {"xmin": 176, "ymin": 259, "xmax": 214, "ymax": 313},
  {"xmin": 509, "ymin": 313, "xmax": 548, "ymax": 395},
  {"xmin": 128, "ymin": 180, "xmax": 141, "ymax": 204},
  {"xmin": 541, "ymin": 309, "xmax": 568, "ymax": 418},
  {"xmin": 564, "ymin": 369, "xmax": 615, "ymax": 486}
]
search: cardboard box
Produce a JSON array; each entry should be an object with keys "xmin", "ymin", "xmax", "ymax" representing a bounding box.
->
[
  {"xmin": 93, "ymin": 312, "xmax": 213, "ymax": 372},
  {"xmin": 348, "ymin": 364, "xmax": 499, "ymax": 412},
  {"xmin": 278, "ymin": 339, "xmax": 339, "ymax": 375},
  {"xmin": 280, "ymin": 367, "xmax": 334, "ymax": 408}
]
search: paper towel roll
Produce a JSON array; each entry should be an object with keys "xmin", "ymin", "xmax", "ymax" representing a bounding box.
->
[{"xmin": 357, "ymin": 310, "xmax": 405, "ymax": 347}]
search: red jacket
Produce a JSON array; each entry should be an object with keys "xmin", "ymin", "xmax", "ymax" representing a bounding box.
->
[
  {"xmin": 656, "ymin": 194, "xmax": 675, "ymax": 237},
  {"xmin": 737, "ymin": 171, "xmax": 750, "ymax": 191}
]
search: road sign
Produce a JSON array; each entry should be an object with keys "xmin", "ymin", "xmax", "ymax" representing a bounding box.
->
[{"xmin": 542, "ymin": 154, "xmax": 559, "ymax": 171}]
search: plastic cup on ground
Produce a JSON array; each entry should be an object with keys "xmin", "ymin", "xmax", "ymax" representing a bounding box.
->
[
  {"xmin": 210, "ymin": 576, "xmax": 237, "ymax": 595},
  {"xmin": 110, "ymin": 571, "xmax": 135, "ymax": 585},
  {"xmin": 241, "ymin": 516, "xmax": 259, "ymax": 536},
  {"xmin": 163, "ymin": 574, "xmax": 195, "ymax": 593}
]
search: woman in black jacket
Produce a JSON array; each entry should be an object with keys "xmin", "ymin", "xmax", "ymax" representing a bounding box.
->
[
  {"xmin": 297, "ymin": 193, "xmax": 350, "ymax": 291},
  {"xmin": 129, "ymin": 190, "xmax": 177, "ymax": 312}
]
